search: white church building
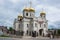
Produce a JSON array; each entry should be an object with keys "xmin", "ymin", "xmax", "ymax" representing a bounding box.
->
[{"xmin": 13, "ymin": 2, "xmax": 48, "ymax": 37}]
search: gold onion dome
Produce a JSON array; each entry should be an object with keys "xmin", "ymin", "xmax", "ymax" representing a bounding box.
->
[
  {"xmin": 23, "ymin": 7, "xmax": 35, "ymax": 12},
  {"xmin": 18, "ymin": 14, "xmax": 23, "ymax": 19},
  {"xmin": 23, "ymin": 8, "xmax": 29, "ymax": 11},
  {"xmin": 40, "ymin": 11, "xmax": 46, "ymax": 16},
  {"xmin": 23, "ymin": 1, "xmax": 35, "ymax": 12},
  {"xmin": 29, "ymin": 7, "xmax": 35, "ymax": 12}
]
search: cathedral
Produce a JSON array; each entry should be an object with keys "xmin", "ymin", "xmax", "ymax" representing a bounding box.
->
[{"xmin": 13, "ymin": 2, "xmax": 48, "ymax": 37}]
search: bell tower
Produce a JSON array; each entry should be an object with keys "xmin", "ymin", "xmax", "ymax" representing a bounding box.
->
[{"xmin": 22, "ymin": 1, "xmax": 35, "ymax": 36}]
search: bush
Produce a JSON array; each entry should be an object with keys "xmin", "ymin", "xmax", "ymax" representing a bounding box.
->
[{"xmin": 58, "ymin": 29, "xmax": 60, "ymax": 35}]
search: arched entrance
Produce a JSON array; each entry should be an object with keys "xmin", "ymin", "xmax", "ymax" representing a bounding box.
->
[
  {"xmin": 26, "ymin": 30, "xmax": 28, "ymax": 35},
  {"xmin": 32, "ymin": 31, "xmax": 37, "ymax": 37},
  {"xmin": 39, "ymin": 29, "xmax": 43, "ymax": 36}
]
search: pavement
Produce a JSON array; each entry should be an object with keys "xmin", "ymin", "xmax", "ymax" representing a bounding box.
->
[
  {"xmin": 0, "ymin": 36, "xmax": 60, "ymax": 40},
  {"xmin": 0, "ymin": 37, "xmax": 60, "ymax": 40},
  {"xmin": 23, "ymin": 36, "xmax": 49, "ymax": 39}
]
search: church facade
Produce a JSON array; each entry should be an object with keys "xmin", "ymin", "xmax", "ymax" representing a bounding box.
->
[{"xmin": 13, "ymin": 2, "xmax": 48, "ymax": 37}]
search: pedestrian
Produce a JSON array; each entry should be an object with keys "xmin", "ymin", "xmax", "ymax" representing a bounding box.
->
[{"xmin": 50, "ymin": 34, "xmax": 53, "ymax": 39}]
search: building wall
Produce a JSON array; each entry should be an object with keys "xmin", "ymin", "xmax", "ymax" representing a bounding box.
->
[
  {"xmin": 13, "ymin": 12, "xmax": 48, "ymax": 36},
  {"xmin": 19, "ymin": 21, "xmax": 23, "ymax": 31},
  {"xmin": 15, "ymin": 22, "xmax": 19, "ymax": 31},
  {"xmin": 23, "ymin": 18, "xmax": 31, "ymax": 35}
]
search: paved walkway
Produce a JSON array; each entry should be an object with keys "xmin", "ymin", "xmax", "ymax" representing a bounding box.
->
[
  {"xmin": 23, "ymin": 36, "xmax": 49, "ymax": 39},
  {"xmin": 0, "ymin": 37, "xmax": 60, "ymax": 40}
]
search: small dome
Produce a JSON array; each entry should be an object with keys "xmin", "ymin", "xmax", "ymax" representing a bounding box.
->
[
  {"xmin": 40, "ymin": 11, "xmax": 46, "ymax": 16},
  {"xmin": 18, "ymin": 16, "xmax": 22, "ymax": 18},
  {"xmin": 18, "ymin": 14, "xmax": 23, "ymax": 19}
]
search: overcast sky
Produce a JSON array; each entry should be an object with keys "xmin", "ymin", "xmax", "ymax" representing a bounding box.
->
[{"xmin": 0, "ymin": 0, "xmax": 60, "ymax": 29}]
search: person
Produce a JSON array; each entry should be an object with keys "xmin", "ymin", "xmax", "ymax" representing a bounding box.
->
[
  {"xmin": 50, "ymin": 32, "xmax": 54, "ymax": 39},
  {"xmin": 50, "ymin": 34, "xmax": 53, "ymax": 39},
  {"xmin": 32, "ymin": 31, "xmax": 36, "ymax": 37}
]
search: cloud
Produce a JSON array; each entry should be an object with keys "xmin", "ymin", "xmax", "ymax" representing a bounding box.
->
[
  {"xmin": 35, "ymin": 4, "xmax": 60, "ymax": 22},
  {"xmin": 0, "ymin": 0, "xmax": 60, "ymax": 29},
  {"xmin": 0, "ymin": 0, "xmax": 5, "ymax": 5},
  {"xmin": 9, "ymin": 0, "xmax": 20, "ymax": 3}
]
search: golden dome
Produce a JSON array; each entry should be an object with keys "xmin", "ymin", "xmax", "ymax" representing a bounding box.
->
[
  {"xmin": 23, "ymin": 7, "xmax": 35, "ymax": 12},
  {"xmin": 23, "ymin": 8, "xmax": 29, "ymax": 11},
  {"xmin": 18, "ymin": 16, "xmax": 22, "ymax": 18},
  {"xmin": 23, "ymin": 1, "xmax": 35, "ymax": 12},
  {"xmin": 29, "ymin": 7, "xmax": 35, "ymax": 12},
  {"xmin": 18, "ymin": 14, "xmax": 23, "ymax": 19},
  {"xmin": 40, "ymin": 11, "xmax": 46, "ymax": 16}
]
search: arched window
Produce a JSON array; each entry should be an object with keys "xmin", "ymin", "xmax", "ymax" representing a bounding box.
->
[
  {"xmin": 19, "ymin": 23, "xmax": 20, "ymax": 28},
  {"xmin": 40, "ymin": 24, "xmax": 41, "ymax": 27},
  {"xmin": 44, "ymin": 24, "xmax": 46, "ymax": 28},
  {"xmin": 35, "ymin": 23, "xmax": 37, "ymax": 27},
  {"xmin": 30, "ymin": 14, "xmax": 31, "ymax": 16},
  {"xmin": 27, "ymin": 24, "xmax": 28, "ymax": 27},
  {"xmin": 26, "ymin": 13, "xmax": 28, "ymax": 16}
]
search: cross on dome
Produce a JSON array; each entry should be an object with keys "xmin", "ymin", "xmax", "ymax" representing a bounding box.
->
[
  {"xmin": 40, "ymin": 8, "xmax": 46, "ymax": 16},
  {"xmin": 23, "ymin": 0, "xmax": 35, "ymax": 12},
  {"xmin": 29, "ymin": 0, "xmax": 32, "ymax": 8}
]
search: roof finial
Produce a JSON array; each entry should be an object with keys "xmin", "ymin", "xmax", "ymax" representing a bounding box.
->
[
  {"xmin": 42, "ymin": 8, "xmax": 44, "ymax": 12},
  {"xmin": 41, "ymin": 8, "xmax": 45, "ymax": 13},
  {"xmin": 29, "ymin": 0, "xmax": 32, "ymax": 8}
]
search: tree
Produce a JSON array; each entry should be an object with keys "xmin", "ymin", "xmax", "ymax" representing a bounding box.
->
[
  {"xmin": 9, "ymin": 27, "xmax": 13, "ymax": 31},
  {"xmin": 8, "ymin": 27, "xmax": 14, "ymax": 34},
  {"xmin": 58, "ymin": 29, "xmax": 60, "ymax": 35}
]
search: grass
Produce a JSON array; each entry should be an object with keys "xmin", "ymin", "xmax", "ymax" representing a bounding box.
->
[{"xmin": 0, "ymin": 35, "xmax": 10, "ymax": 37}]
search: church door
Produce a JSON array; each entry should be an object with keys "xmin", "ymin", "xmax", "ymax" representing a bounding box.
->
[{"xmin": 39, "ymin": 29, "xmax": 43, "ymax": 36}]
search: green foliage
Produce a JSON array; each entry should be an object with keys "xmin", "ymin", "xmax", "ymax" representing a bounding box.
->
[
  {"xmin": 58, "ymin": 29, "xmax": 60, "ymax": 34},
  {"xmin": 0, "ymin": 35, "xmax": 9, "ymax": 37},
  {"xmin": 9, "ymin": 27, "xmax": 13, "ymax": 31}
]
